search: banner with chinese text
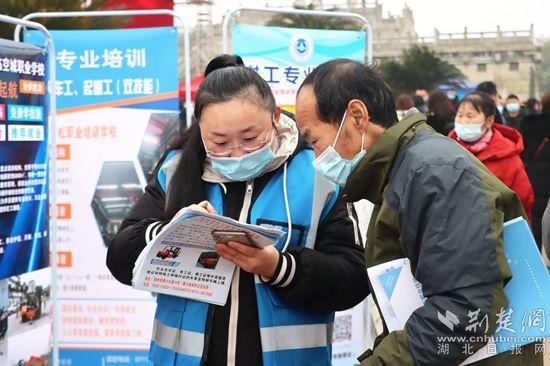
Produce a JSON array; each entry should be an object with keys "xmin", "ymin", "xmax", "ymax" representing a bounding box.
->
[
  {"xmin": 26, "ymin": 27, "xmax": 180, "ymax": 365},
  {"xmin": 0, "ymin": 39, "xmax": 49, "ymax": 280},
  {"xmin": 0, "ymin": 38, "xmax": 51, "ymax": 366},
  {"xmin": 232, "ymin": 24, "xmax": 366, "ymax": 111}
]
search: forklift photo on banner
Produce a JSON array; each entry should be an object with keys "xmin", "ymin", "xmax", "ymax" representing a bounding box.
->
[
  {"xmin": 0, "ymin": 268, "xmax": 51, "ymax": 366},
  {"xmin": 0, "ymin": 37, "xmax": 51, "ymax": 366}
]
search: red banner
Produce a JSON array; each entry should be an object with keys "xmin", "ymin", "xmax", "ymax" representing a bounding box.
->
[{"xmin": 100, "ymin": 0, "xmax": 174, "ymax": 28}]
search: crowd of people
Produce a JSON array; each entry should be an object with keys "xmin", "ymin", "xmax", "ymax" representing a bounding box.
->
[{"xmin": 398, "ymin": 82, "xmax": 550, "ymax": 250}]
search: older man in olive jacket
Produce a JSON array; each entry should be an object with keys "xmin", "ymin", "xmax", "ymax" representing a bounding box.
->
[{"xmin": 295, "ymin": 58, "xmax": 543, "ymax": 366}]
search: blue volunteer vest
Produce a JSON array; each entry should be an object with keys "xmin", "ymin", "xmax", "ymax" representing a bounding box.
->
[{"xmin": 149, "ymin": 149, "xmax": 339, "ymax": 366}]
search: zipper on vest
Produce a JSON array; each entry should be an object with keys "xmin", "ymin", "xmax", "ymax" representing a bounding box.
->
[
  {"xmin": 227, "ymin": 179, "xmax": 254, "ymax": 366},
  {"xmin": 347, "ymin": 202, "xmax": 361, "ymax": 246}
]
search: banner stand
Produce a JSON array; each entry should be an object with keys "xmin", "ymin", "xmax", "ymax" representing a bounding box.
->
[
  {"xmin": 0, "ymin": 13, "xmax": 57, "ymax": 366},
  {"xmin": 13, "ymin": 10, "xmax": 189, "ymax": 366},
  {"xmin": 14, "ymin": 9, "xmax": 192, "ymax": 128},
  {"xmin": 222, "ymin": 6, "xmax": 373, "ymax": 65}
]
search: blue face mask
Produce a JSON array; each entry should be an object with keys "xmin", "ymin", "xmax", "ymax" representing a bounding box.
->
[
  {"xmin": 312, "ymin": 110, "xmax": 366, "ymax": 187},
  {"xmin": 207, "ymin": 132, "xmax": 275, "ymax": 182}
]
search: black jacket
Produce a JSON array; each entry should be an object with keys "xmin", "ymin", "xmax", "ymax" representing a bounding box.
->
[
  {"xmin": 521, "ymin": 113, "xmax": 550, "ymax": 245},
  {"xmin": 106, "ymin": 136, "xmax": 370, "ymax": 366},
  {"xmin": 503, "ymin": 110, "xmax": 525, "ymax": 130}
]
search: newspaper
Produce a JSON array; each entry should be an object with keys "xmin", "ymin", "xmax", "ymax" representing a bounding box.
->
[{"xmin": 132, "ymin": 209, "xmax": 284, "ymax": 306}]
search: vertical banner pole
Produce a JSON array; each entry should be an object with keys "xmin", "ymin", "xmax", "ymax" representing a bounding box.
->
[{"xmin": 13, "ymin": 10, "xmax": 189, "ymax": 366}]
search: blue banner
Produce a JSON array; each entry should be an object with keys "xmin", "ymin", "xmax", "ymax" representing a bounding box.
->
[
  {"xmin": 0, "ymin": 39, "xmax": 49, "ymax": 279},
  {"xmin": 26, "ymin": 27, "xmax": 178, "ymax": 112},
  {"xmin": 232, "ymin": 24, "xmax": 366, "ymax": 107},
  {"xmin": 491, "ymin": 218, "xmax": 550, "ymax": 353},
  {"xmin": 23, "ymin": 27, "xmax": 180, "ymax": 366}
]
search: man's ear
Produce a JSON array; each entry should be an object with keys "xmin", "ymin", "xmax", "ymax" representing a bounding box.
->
[
  {"xmin": 347, "ymin": 99, "xmax": 370, "ymax": 133},
  {"xmin": 274, "ymin": 106, "xmax": 282, "ymax": 122}
]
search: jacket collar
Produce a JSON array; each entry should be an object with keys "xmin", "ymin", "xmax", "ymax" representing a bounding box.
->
[{"xmin": 342, "ymin": 112, "xmax": 428, "ymax": 204}]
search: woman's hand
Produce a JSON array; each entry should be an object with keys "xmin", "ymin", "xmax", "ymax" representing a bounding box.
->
[
  {"xmin": 215, "ymin": 242, "xmax": 280, "ymax": 278},
  {"xmin": 171, "ymin": 201, "xmax": 216, "ymax": 223}
]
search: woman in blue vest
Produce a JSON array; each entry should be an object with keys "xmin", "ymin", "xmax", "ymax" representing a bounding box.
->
[{"xmin": 107, "ymin": 57, "xmax": 369, "ymax": 366}]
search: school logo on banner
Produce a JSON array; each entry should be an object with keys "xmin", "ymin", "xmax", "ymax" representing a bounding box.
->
[{"xmin": 289, "ymin": 33, "xmax": 314, "ymax": 62}]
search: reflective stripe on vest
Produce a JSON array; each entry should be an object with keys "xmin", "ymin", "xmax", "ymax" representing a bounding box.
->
[
  {"xmin": 149, "ymin": 295, "xmax": 210, "ymax": 365},
  {"xmin": 152, "ymin": 319, "xmax": 204, "ymax": 357},
  {"xmin": 150, "ymin": 340, "xmax": 202, "ymax": 366},
  {"xmin": 260, "ymin": 323, "xmax": 334, "ymax": 352},
  {"xmin": 150, "ymin": 149, "xmax": 339, "ymax": 366}
]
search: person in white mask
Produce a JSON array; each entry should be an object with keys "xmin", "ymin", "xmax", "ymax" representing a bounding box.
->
[
  {"xmin": 503, "ymin": 94, "xmax": 525, "ymax": 130},
  {"xmin": 295, "ymin": 59, "xmax": 542, "ymax": 366},
  {"xmin": 449, "ymin": 91, "xmax": 534, "ymax": 222}
]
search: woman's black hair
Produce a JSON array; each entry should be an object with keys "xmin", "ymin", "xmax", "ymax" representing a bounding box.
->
[
  {"xmin": 426, "ymin": 90, "xmax": 455, "ymax": 135},
  {"xmin": 457, "ymin": 91, "xmax": 496, "ymax": 119},
  {"xmin": 163, "ymin": 123, "xmax": 206, "ymax": 219},
  {"xmin": 204, "ymin": 54, "xmax": 244, "ymax": 77},
  {"xmin": 194, "ymin": 67, "xmax": 276, "ymax": 122},
  {"xmin": 164, "ymin": 61, "xmax": 276, "ymax": 218}
]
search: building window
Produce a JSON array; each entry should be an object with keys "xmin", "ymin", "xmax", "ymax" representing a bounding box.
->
[
  {"xmin": 477, "ymin": 63, "xmax": 487, "ymax": 72},
  {"xmin": 509, "ymin": 62, "xmax": 519, "ymax": 71}
]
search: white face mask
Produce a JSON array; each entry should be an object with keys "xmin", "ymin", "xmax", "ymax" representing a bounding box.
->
[
  {"xmin": 312, "ymin": 110, "xmax": 366, "ymax": 187},
  {"xmin": 506, "ymin": 103, "xmax": 520, "ymax": 113},
  {"xmin": 455, "ymin": 122, "xmax": 485, "ymax": 142}
]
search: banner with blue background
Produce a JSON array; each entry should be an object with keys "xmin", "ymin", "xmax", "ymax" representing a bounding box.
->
[
  {"xmin": 232, "ymin": 24, "xmax": 366, "ymax": 109},
  {"xmin": 24, "ymin": 27, "xmax": 180, "ymax": 366},
  {"xmin": 0, "ymin": 39, "xmax": 49, "ymax": 280},
  {"xmin": 26, "ymin": 27, "xmax": 178, "ymax": 113}
]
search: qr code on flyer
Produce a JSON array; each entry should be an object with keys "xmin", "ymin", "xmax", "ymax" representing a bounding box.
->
[{"xmin": 333, "ymin": 314, "xmax": 352, "ymax": 343}]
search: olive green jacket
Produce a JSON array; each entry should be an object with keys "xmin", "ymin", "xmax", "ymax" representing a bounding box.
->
[{"xmin": 343, "ymin": 113, "xmax": 543, "ymax": 366}]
